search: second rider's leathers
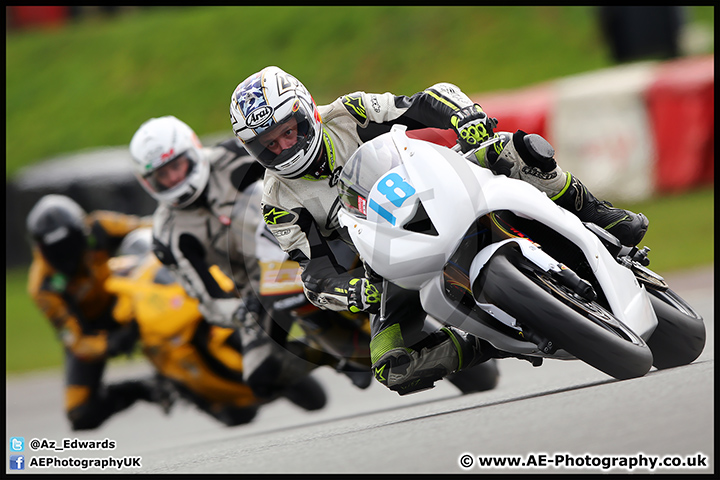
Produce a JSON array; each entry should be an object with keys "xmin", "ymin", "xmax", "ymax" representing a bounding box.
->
[
  {"xmin": 152, "ymin": 138, "xmax": 266, "ymax": 326},
  {"xmin": 151, "ymin": 138, "xmax": 331, "ymax": 396}
]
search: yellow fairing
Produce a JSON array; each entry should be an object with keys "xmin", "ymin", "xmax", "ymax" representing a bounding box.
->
[{"xmin": 106, "ymin": 255, "xmax": 258, "ymax": 407}]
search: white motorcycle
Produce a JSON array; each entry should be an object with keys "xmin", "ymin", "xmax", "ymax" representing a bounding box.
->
[{"xmin": 336, "ymin": 125, "xmax": 705, "ymax": 380}]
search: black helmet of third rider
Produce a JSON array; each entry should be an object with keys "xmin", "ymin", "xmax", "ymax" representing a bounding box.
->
[
  {"xmin": 26, "ymin": 194, "xmax": 88, "ymax": 276},
  {"xmin": 229, "ymin": 66, "xmax": 325, "ymax": 179}
]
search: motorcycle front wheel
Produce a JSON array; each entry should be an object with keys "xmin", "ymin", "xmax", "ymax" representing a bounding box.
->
[
  {"xmin": 645, "ymin": 287, "xmax": 705, "ymax": 369},
  {"xmin": 474, "ymin": 244, "xmax": 653, "ymax": 380}
]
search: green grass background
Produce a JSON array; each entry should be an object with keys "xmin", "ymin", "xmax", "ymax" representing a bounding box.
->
[
  {"xmin": 6, "ymin": 7, "xmax": 714, "ymax": 374},
  {"xmin": 6, "ymin": 6, "xmax": 714, "ymax": 177}
]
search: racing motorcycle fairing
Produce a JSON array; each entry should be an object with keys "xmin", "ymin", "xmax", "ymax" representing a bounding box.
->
[{"xmin": 337, "ymin": 125, "xmax": 659, "ymax": 360}]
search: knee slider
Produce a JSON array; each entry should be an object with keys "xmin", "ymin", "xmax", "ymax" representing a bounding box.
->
[{"xmin": 513, "ymin": 130, "xmax": 557, "ymax": 173}]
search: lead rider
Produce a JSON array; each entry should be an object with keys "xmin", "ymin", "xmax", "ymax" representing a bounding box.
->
[{"xmin": 229, "ymin": 66, "xmax": 648, "ymax": 395}]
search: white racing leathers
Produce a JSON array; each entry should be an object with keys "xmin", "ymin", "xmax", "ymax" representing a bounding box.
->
[
  {"xmin": 152, "ymin": 138, "xmax": 266, "ymax": 327},
  {"xmin": 152, "ymin": 139, "xmax": 327, "ymax": 396},
  {"xmin": 261, "ymin": 83, "xmax": 478, "ymax": 311}
]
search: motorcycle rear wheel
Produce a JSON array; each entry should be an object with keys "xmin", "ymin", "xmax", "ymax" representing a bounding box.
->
[
  {"xmin": 475, "ymin": 244, "xmax": 653, "ymax": 380},
  {"xmin": 645, "ymin": 288, "xmax": 705, "ymax": 369}
]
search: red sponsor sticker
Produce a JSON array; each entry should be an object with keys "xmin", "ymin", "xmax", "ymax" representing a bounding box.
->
[
  {"xmin": 358, "ymin": 196, "xmax": 367, "ymax": 215},
  {"xmin": 160, "ymin": 148, "xmax": 175, "ymax": 160}
]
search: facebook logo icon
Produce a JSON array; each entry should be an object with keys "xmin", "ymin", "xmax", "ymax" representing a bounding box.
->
[{"xmin": 10, "ymin": 455, "xmax": 25, "ymax": 470}]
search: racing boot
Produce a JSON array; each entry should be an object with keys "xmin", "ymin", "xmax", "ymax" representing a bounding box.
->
[
  {"xmin": 67, "ymin": 379, "xmax": 161, "ymax": 431},
  {"xmin": 238, "ymin": 317, "xmax": 289, "ymax": 398},
  {"xmin": 552, "ymin": 173, "xmax": 649, "ymax": 247},
  {"xmin": 484, "ymin": 130, "xmax": 568, "ymax": 199},
  {"xmin": 281, "ymin": 375, "xmax": 327, "ymax": 411},
  {"xmin": 446, "ymin": 360, "xmax": 500, "ymax": 394},
  {"xmin": 242, "ymin": 332, "xmax": 316, "ymax": 399},
  {"xmin": 282, "ymin": 320, "xmax": 373, "ymax": 389},
  {"xmin": 285, "ymin": 338, "xmax": 373, "ymax": 389},
  {"xmin": 146, "ymin": 375, "xmax": 178, "ymax": 415},
  {"xmin": 335, "ymin": 359, "xmax": 373, "ymax": 389},
  {"xmin": 485, "ymin": 130, "xmax": 648, "ymax": 247},
  {"xmin": 371, "ymin": 325, "xmax": 495, "ymax": 396}
]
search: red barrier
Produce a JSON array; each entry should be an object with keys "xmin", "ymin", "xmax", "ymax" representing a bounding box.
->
[
  {"xmin": 645, "ymin": 55, "xmax": 714, "ymax": 193},
  {"xmin": 472, "ymin": 83, "xmax": 554, "ymax": 142},
  {"xmin": 405, "ymin": 82, "xmax": 554, "ymax": 149},
  {"xmin": 406, "ymin": 128, "xmax": 457, "ymax": 148},
  {"xmin": 7, "ymin": 6, "xmax": 70, "ymax": 30}
]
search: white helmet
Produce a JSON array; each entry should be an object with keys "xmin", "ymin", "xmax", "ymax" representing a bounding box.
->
[
  {"xmin": 229, "ymin": 66, "xmax": 325, "ymax": 179},
  {"xmin": 129, "ymin": 116, "xmax": 210, "ymax": 208}
]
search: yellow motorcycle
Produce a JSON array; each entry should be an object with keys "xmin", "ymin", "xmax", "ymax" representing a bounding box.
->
[{"xmin": 105, "ymin": 251, "xmax": 329, "ymax": 426}]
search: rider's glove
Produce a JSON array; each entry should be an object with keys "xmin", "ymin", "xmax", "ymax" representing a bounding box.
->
[
  {"xmin": 200, "ymin": 297, "xmax": 246, "ymax": 328},
  {"xmin": 347, "ymin": 277, "xmax": 383, "ymax": 315},
  {"xmin": 450, "ymin": 104, "xmax": 497, "ymax": 153}
]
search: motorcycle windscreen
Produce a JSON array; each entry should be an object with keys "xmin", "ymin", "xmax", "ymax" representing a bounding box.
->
[{"xmin": 337, "ymin": 134, "xmax": 402, "ymax": 219}]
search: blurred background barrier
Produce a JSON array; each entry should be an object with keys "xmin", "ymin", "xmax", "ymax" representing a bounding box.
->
[
  {"xmin": 6, "ymin": 6, "xmax": 72, "ymax": 30},
  {"xmin": 646, "ymin": 56, "xmax": 715, "ymax": 193},
  {"xmin": 5, "ymin": 6, "xmax": 130, "ymax": 30},
  {"xmin": 550, "ymin": 62, "xmax": 658, "ymax": 202},
  {"xmin": 472, "ymin": 54, "xmax": 714, "ymax": 203}
]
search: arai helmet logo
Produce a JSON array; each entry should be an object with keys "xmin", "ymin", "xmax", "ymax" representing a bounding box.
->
[{"xmin": 247, "ymin": 106, "xmax": 274, "ymax": 128}]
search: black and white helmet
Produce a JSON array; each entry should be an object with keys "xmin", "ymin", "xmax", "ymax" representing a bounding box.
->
[
  {"xmin": 26, "ymin": 194, "xmax": 88, "ymax": 276},
  {"xmin": 129, "ymin": 116, "xmax": 209, "ymax": 208},
  {"xmin": 229, "ymin": 66, "xmax": 324, "ymax": 179}
]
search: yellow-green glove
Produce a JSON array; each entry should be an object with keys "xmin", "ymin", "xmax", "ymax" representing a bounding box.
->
[
  {"xmin": 450, "ymin": 104, "xmax": 497, "ymax": 153},
  {"xmin": 347, "ymin": 277, "xmax": 382, "ymax": 314}
]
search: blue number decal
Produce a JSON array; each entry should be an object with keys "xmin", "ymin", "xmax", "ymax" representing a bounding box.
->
[
  {"xmin": 368, "ymin": 199, "xmax": 396, "ymax": 225},
  {"xmin": 369, "ymin": 172, "xmax": 416, "ymax": 225},
  {"xmin": 376, "ymin": 173, "xmax": 416, "ymax": 207}
]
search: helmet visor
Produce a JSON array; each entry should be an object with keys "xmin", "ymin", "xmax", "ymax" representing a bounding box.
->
[
  {"xmin": 243, "ymin": 104, "xmax": 316, "ymax": 172},
  {"xmin": 143, "ymin": 149, "xmax": 198, "ymax": 193},
  {"xmin": 39, "ymin": 227, "xmax": 87, "ymax": 276}
]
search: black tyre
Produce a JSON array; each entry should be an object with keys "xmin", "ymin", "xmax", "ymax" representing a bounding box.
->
[
  {"xmin": 475, "ymin": 245, "xmax": 653, "ymax": 380},
  {"xmin": 283, "ymin": 374, "xmax": 327, "ymax": 411},
  {"xmin": 646, "ymin": 288, "xmax": 705, "ymax": 369},
  {"xmin": 446, "ymin": 359, "xmax": 500, "ymax": 394}
]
